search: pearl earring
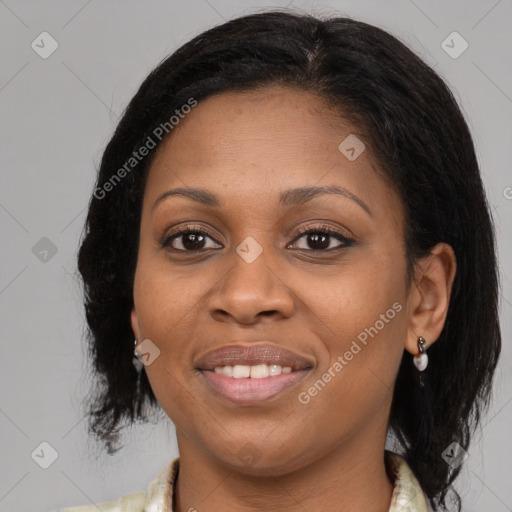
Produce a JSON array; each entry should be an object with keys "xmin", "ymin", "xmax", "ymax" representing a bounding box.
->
[
  {"xmin": 413, "ymin": 336, "xmax": 428, "ymax": 371},
  {"xmin": 133, "ymin": 338, "xmax": 144, "ymax": 373}
]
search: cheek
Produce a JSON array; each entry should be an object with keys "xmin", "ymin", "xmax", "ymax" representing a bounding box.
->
[
  {"xmin": 300, "ymin": 251, "xmax": 405, "ymax": 348},
  {"xmin": 132, "ymin": 263, "xmax": 206, "ymax": 406},
  {"xmin": 134, "ymin": 258, "xmax": 206, "ymax": 341},
  {"xmin": 132, "ymin": 254, "xmax": 227, "ymax": 379},
  {"xmin": 301, "ymin": 261, "xmax": 406, "ymax": 411},
  {"xmin": 295, "ymin": 308, "xmax": 405, "ymax": 450}
]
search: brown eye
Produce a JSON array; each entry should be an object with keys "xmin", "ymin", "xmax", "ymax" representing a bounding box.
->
[
  {"xmin": 162, "ymin": 225, "xmax": 222, "ymax": 252},
  {"xmin": 288, "ymin": 225, "xmax": 354, "ymax": 252},
  {"xmin": 161, "ymin": 223, "xmax": 354, "ymax": 254}
]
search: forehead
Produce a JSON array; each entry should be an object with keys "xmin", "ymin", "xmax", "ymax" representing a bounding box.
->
[
  {"xmin": 143, "ymin": 87, "xmax": 400, "ymax": 222},
  {"xmin": 158, "ymin": 87, "xmax": 359, "ymax": 166}
]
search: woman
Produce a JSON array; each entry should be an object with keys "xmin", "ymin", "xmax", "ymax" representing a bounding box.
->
[{"xmin": 59, "ymin": 9, "xmax": 501, "ymax": 512}]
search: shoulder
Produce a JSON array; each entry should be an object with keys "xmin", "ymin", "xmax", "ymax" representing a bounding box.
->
[
  {"xmin": 56, "ymin": 457, "xmax": 179, "ymax": 512},
  {"xmin": 57, "ymin": 490, "xmax": 145, "ymax": 512},
  {"xmin": 385, "ymin": 451, "xmax": 433, "ymax": 512}
]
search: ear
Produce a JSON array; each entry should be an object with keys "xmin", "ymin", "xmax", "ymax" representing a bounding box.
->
[
  {"xmin": 131, "ymin": 306, "xmax": 140, "ymax": 341},
  {"xmin": 405, "ymin": 242, "xmax": 457, "ymax": 355}
]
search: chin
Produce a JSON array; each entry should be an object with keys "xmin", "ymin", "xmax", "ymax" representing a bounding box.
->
[{"xmin": 212, "ymin": 441, "xmax": 312, "ymax": 477}]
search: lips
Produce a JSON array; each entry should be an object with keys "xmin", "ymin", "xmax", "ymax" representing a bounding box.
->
[
  {"xmin": 200, "ymin": 369, "xmax": 311, "ymax": 405},
  {"xmin": 195, "ymin": 343, "xmax": 314, "ymax": 372},
  {"xmin": 195, "ymin": 343, "xmax": 315, "ymax": 405}
]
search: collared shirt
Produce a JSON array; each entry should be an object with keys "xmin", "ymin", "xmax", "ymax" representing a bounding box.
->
[{"xmin": 58, "ymin": 451, "xmax": 434, "ymax": 511}]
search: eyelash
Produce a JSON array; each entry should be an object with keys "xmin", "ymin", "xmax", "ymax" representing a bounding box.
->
[{"xmin": 161, "ymin": 223, "xmax": 354, "ymax": 254}]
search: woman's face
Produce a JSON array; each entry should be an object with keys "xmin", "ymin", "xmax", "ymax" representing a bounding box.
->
[{"xmin": 131, "ymin": 86, "xmax": 413, "ymax": 474}]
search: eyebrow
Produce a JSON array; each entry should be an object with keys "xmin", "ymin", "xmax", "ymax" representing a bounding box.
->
[{"xmin": 151, "ymin": 185, "xmax": 373, "ymax": 217}]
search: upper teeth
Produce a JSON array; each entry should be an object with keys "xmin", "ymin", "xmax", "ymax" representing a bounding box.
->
[{"xmin": 213, "ymin": 364, "xmax": 293, "ymax": 378}]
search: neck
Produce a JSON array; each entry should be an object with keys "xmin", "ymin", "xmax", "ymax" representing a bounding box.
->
[{"xmin": 172, "ymin": 432, "xmax": 394, "ymax": 512}]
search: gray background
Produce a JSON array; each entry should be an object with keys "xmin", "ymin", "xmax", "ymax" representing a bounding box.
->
[{"xmin": 0, "ymin": 1, "xmax": 511, "ymax": 511}]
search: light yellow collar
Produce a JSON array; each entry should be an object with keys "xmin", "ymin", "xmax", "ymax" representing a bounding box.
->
[
  {"xmin": 59, "ymin": 450, "xmax": 432, "ymax": 511},
  {"xmin": 147, "ymin": 451, "xmax": 431, "ymax": 512},
  {"xmin": 385, "ymin": 451, "xmax": 433, "ymax": 511}
]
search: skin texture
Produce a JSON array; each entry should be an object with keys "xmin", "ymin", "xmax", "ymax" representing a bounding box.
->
[{"xmin": 130, "ymin": 86, "xmax": 456, "ymax": 512}]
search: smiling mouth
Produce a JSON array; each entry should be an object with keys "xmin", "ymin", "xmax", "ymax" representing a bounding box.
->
[
  {"xmin": 195, "ymin": 343, "xmax": 314, "ymax": 404},
  {"xmin": 211, "ymin": 363, "xmax": 296, "ymax": 378},
  {"xmin": 198, "ymin": 366, "xmax": 311, "ymax": 405}
]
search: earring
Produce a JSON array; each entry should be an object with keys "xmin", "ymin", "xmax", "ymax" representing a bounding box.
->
[
  {"xmin": 413, "ymin": 336, "xmax": 428, "ymax": 371},
  {"xmin": 133, "ymin": 338, "xmax": 144, "ymax": 374}
]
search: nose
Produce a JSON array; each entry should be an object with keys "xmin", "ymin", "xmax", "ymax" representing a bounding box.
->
[{"xmin": 208, "ymin": 246, "xmax": 295, "ymax": 325}]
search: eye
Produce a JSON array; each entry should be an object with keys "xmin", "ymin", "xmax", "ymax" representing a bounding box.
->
[
  {"xmin": 161, "ymin": 225, "xmax": 221, "ymax": 252},
  {"xmin": 161, "ymin": 223, "xmax": 354, "ymax": 254},
  {"xmin": 287, "ymin": 224, "xmax": 354, "ymax": 252}
]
